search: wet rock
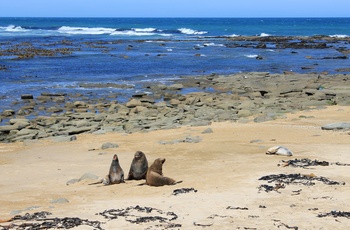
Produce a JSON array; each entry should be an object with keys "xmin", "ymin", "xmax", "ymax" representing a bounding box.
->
[
  {"xmin": 168, "ymin": 83, "xmax": 184, "ymax": 90},
  {"xmin": 2, "ymin": 109, "xmax": 15, "ymax": 117},
  {"xmin": 21, "ymin": 94, "xmax": 34, "ymax": 100}
]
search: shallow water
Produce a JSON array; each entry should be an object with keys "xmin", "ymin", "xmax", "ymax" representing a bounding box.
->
[{"xmin": 1, "ymin": 18, "xmax": 350, "ymax": 114}]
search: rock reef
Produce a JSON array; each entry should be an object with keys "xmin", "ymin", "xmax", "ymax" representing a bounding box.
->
[{"xmin": 1, "ymin": 72, "xmax": 350, "ymax": 142}]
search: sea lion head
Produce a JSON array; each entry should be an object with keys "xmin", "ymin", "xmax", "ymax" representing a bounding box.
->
[
  {"xmin": 150, "ymin": 158, "xmax": 166, "ymax": 175},
  {"xmin": 134, "ymin": 151, "xmax": 145, "ymax": 160},
  {"xmin": 111, "ymin": 154, "xmax": 120, "ymax": 166}
]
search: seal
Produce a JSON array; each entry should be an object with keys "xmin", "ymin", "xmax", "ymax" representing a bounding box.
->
[
  {"xmin": 146, "ymin": 158, "xmax": 181, "ymax": 186},
  {"xmin": 88, "ymin": 154, "xmax": 125, "ymax": 186},
  {"xmin": 103, "ymin": 154, "xmax": 125, "ymax": 185},
  {"xmin": 266, "ymin": 146, "xmax": 293, "ymax": 156},
  {"xmin": 127, "ymin": 150, "xmax": 148, "ymax": 180}
]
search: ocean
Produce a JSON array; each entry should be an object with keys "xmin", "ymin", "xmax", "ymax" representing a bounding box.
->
[{"xmin": 1, "ymin": 17, "xmax": 350, "ymax": 116}]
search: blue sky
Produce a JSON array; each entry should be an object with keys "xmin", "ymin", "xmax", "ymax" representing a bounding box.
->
[{"xmin": 1, "ymin": 0, "xmax": 349, "ymax": 17}]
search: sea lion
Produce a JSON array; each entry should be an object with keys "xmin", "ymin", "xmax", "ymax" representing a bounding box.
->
[
  {"xmin": 127, "ymin": 151, "xmax": 148, "ymax": 180},
  {"xmin": 104, "ymin": 154, "xmax": 125, "ymax": 185},
  {"xmin": 266, "ymin": 146, "xmax": 293, "ymax": 156},
  {"xmin": 87, "ymin": 154, "xmax": 125, "ymax": 185},
  {"xmin": 146, "ymin": 158, "xmax": 181, "ymax": 186}
]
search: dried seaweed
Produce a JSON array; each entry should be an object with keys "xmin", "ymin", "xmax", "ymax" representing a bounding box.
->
[
  {"xmin": 332, "ymin": 162, "xmax": 350, "ymax": 166},
  {"xmin": 98, "ymin": 205, "xmax": 179, "ymax": 227},
  {"xmin": 172, "ymin": 188, "xmax": 197, "ymax": 196},
  {"xmin": 280, "ymin": 158, "xmax": 350, "ymax": 168},
  {"xmin": 259, "ymin": 173, "xmax": 345, "ymax": 186},
  {"xmin": 317, "ymin": 211, "xmax": 350, "ymax": 219},
  {"xmin": 280, "ymin": 158, "xmax": 329, "ymax": 168},
  {"xmin": 0, "ymin": 211, "xmax": 103, "ymax": 230},
  {"xmin": 226, "ymin": 206, "xmax": 249, "ymax": 210},
  {"xmin": 257, "ymin": 183, "xmax": 286, "ymax": 193}
]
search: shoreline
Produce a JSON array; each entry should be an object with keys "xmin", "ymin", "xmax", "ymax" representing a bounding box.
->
[{"xmin": 1, "ymin": 71, "xmax": 350, "ymax": 143}]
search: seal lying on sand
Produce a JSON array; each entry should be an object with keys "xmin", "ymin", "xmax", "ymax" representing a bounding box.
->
[
  {"xmin": 146, "ymin": 158, "xmax": 181, "ymax": 186},
  {"xmin": 127, "ymin": 151, "xmax": 148, "ymax": 180},
  {"xmin": 266, "ymin": 146, "xmax": 293, "ymax": 156}
]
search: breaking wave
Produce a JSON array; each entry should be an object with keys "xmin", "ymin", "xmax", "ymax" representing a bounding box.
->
[
  {"xmin": 0, "ymin": 25, "xmax": 29, "ymax": 32},
  {"xmin": 330, "ymin": 34, "xmax": 349, "ymax": 38},
  {"xmin": 58, "ymin": 26, "xmax": 116, "ymax": 35},
  {"xmin": 178, "ymin": 28, "xmax": 208, "ymax": 35},
  {"xmin": 245, "ymin": 54, "xmax": 259, "ymax": 58}
]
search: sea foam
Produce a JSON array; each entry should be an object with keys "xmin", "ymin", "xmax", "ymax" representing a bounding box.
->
[
  {"xmin": 58, "ymin": 26, "xmax": 116, "ymax": 35},
  {"xmin": 330, "ymin": 34, "xmax": 349, "ymax": 38},
  {"xmin": 133, "ymin": 28, "xmax": 157, "ymax": 32},
  {"xmin": 178, "ymin": 28, "xmax": 207, "ymax": 35},
  {"xmin": 203, "ymin": 42, "xmax": 224, "ymax": 47},
  {"xmin": 1, "ymin": 25, "xmax": 28, "ymax": 32},
  {"xmin": 245, "ymin": 54, "xmax": 259, "ymax": 58},
  {"xmin": 111, "ymin": 30, "xmax": 156, "ymax": 36}
]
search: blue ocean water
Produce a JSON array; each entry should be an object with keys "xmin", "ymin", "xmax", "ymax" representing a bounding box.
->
[{"xmin": 0, "ymin": 17, "xmax": 350, "ymax": 114}]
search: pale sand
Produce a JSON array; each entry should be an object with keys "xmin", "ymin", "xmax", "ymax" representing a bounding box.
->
[{"xmin": 1, "ymin": 106, "xmax": 350, "ymax": 229}]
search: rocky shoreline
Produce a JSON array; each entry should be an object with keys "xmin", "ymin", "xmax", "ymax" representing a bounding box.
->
[{"xmin": 1, "ymin": 72, "xmax": 350, "ymax": 143}]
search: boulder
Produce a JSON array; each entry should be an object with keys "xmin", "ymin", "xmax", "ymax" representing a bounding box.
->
[
  {"xmin": 321, "ymin": 122, "xmax": 350, "ymax": 130},
  {"xmin": 21, "ymin": 94, "xmax": 34, "ymax": 100}
]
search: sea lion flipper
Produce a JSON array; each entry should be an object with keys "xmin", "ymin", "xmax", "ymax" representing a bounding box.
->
[
  {"xmin": 127, "ymin": 171, "xmax": 134, "ymax": 180},
  {"xmin": 88, "ymin": 179, "xmax": 104, "ymax": 185}
]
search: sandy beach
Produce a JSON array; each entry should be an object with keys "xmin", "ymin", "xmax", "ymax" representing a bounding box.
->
[{"xmin": 0, "ymin": 105, "xmax": 349, "ymax": 229}]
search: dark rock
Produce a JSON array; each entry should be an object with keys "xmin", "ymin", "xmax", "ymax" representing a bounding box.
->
[
  {"xmin": 41, "ymin": 92, "xmax": 67, "ymax": 97},
  {"xmin": 21, "ymin": 94, "xmax": 34, "ymax": 100},
  {"xmin": 321, "ymin": 55, "xmax": 347, "ymax": 60}
]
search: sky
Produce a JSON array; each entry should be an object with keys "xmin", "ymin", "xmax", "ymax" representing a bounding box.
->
[{"xmin": 1, "ymin": 0, "xmax": 349, "ymax": 18}]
